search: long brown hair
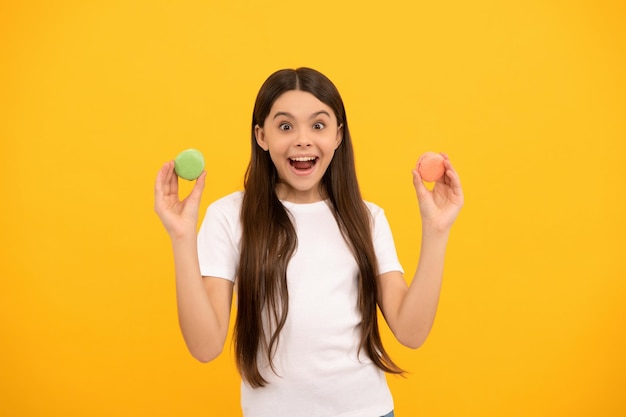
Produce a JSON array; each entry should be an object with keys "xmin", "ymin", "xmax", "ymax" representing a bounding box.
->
[{"xmin": 236, "ymin": 67, "xmax": 403, "ymax": 387}]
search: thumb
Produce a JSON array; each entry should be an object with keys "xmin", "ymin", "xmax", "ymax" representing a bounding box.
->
[
  {"xmin": 188, "ymin": 171, "xmax": 207, "ymax": 203},
  {"xmin": 412, "ymin": 169, "xmax": 430, "ymax": 201}
]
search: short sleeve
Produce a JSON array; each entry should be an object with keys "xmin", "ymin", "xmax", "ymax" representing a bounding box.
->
[
  {"xmin": 197, "ymin": 192, "xmax": 243, "ymax": 282},
  {"xmin": 367, "ymin": 202, "xmax": 404, "ymax": 275}
]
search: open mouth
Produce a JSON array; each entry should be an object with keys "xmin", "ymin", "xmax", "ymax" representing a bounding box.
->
[{"xmin": 289, "ymin": 156, "xmax": 318, "ymax": 171}]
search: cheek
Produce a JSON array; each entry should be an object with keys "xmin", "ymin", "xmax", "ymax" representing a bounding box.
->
[{"xmin": 267, "ymin": 152, "xmax": 286, "ymax": 170}]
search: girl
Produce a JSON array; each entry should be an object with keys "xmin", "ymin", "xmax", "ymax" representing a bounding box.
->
[{"xmin": 154, "ymin": 67, "xmax": 464, "ymax": 417}]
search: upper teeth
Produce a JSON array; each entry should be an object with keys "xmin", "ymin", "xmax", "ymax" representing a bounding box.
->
[{"xmin": 291, "ymin": 157, "xmax": 316, "ymax": 161}]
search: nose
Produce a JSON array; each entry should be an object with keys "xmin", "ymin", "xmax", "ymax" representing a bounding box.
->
[{"xmin": 294, "ymin": 130, "xmax": 312, "ymax": 147}]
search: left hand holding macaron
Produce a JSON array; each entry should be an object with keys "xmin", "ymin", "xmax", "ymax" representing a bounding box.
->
[{"xmin": 412, "ymin": 153, "xmax": 464, "ymax": 233}]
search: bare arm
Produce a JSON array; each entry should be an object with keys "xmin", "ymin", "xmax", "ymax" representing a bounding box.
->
[
  {"xmin": 155, "ymin": 161, "xmax": 233, "ymax": 362},
  {"xmin": 378, "ymin": 155, "xmax": 464, "ymax": 348},
  {"xmin": 171, "ymin": 237, "xmax": 233, "ymax": 362}
]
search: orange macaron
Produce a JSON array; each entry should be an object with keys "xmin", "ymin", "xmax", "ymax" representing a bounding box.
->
[{"xmin": 416, "ymin": 152, "xmax": 445, "ymax": 182}]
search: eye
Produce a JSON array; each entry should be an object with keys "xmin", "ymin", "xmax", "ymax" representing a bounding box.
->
[
  {"xmin": 313, "ymin": 122, "xmax": 325, "ymax": 130},
  {"xmin": 279, "ymin": 123, "xmax": 292, "ymax": 131}
]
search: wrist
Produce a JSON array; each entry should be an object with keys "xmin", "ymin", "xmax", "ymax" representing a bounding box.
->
[
  {"xmin": 169, "ymin": 231, "xmax": 198, "ymax": 249},
  {"xmin": 419, "ymin": 226, "xmax": 450, "ymax": 261},
  {"xmin": 421, "ymin": 221, "xmax": 452, "ymax": 240}
]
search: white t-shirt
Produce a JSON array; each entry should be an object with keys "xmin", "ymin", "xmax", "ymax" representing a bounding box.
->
[{"xmin": 197, "ymin": 191, "xmax": 404, "ymax": 417}]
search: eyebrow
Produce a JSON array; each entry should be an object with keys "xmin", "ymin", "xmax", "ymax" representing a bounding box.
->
[{"xmin": 272, "ymin": 110, "xmax": 331, "ymax": 120}]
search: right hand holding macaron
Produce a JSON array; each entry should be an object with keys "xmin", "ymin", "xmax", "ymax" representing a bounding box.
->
[{"xmin": 154, "ymin": 158, "xmax": 206, "ymax": 240}]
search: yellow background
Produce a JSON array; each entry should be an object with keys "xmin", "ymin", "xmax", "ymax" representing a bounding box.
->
[{"xmin": 1, "ymin": 1, "xmax": 625, "ymax": 415}]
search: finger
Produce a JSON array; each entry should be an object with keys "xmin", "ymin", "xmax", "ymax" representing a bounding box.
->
[
  {"xmin": 443, "ymin": 159, "xmax": 461, "ymax": 185},
  {"xmin": 155, "ymin": 162, "xmax": 172, "ymax": 198},
  {"xmin": 443, "ymin": 162, "xmax": 464, "ymax": 203},
  {"xmin": 155, "ymin": 162, "xmax": 173, "ymax": 212},
  {"xmin": 188, "ymin": 171, "xmax": 207, "ymax": 203},
  {"xmin": 156, "ymin": 161, "xmax": 178, "ymax": 200},
  {"xmin": 164, "ymin": 160, "xmax": 179, "ymax": 196},
  {"xmin": 412, "ymin": 169, "xmax": 431, "ymax": 201}
]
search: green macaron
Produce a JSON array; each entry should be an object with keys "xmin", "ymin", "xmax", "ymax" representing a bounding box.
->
[{"xmin": 174, "ymin": 149, "xmax": 205, "ymax": 180}]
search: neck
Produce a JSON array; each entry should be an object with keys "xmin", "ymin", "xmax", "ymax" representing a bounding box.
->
[{"xmin": 275, "ymin": 183, "xmax": 327, "ymax": 204}]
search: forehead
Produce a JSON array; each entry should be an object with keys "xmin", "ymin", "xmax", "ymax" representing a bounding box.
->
[{"xmin": 270, "ymin": 90, "xmax": 335, "ymax": 119}]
